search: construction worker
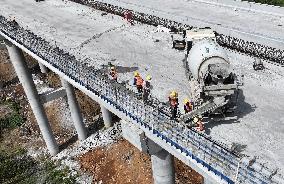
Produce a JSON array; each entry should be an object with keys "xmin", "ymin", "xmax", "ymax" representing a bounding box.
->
[
  {"xmin": 10, "ymin": 16, "xmax": 18, "ymax": 25},
  {"xmin": 133, "ymin": 71, "xmax": 144, "ymax": 93},
  {"xmin": 109, "ymin": 66, "xmax": 118, "ymax": 81},
  {"xmin": 193, "ymin": 116, "xmax": 204, "ymax": 132},
  {"xmin": 183, "ymin": 98, "xmax": 193, "ymax": 113},
  {"xmin": 142, "ymin": 75, "xmax": 152, "ymax": 101},
  {"xmin": 123, "ymin": 10, "xmax": 133, "ymax": 25},
  {"xmin": 168, "ymin": 91, "xmax": 179, "ymax": 119}
]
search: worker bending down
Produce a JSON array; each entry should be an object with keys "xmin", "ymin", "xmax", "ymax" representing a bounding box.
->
[
  {"xmin": 193, "ymin": 116, "xmax": 204, "ymax": 132},
  {"xmin": 142, "ymin": 75, "xmax": 152, "ymax": 102},
  {"xmin": 133, "ymin": 71, "xmax": 144, "ymax": 93},
  {"xmin": 169, "ymin": 91, "xmax": 179, "ymax": 119},
  {"xmin": 183, "ymin": 98, "xmax": 193, "ymax": 113},
  {"xmin": 123, "ymin": 10, "xmax": 134, "ymax": 25},
  {"xmin": 109, "ymin": 66, "xmax": 118, "ymax": 81}
]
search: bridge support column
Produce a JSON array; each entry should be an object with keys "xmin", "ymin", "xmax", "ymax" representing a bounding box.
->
[
  {"xmin": 151, "ymin": 149, "xmax": 175, "ymax": 184},
  {"xmin": 203, "ymin": 178, "xmax": 214, "ymax": 184},
  {"xmin": 100, "ymin": 105, "xmax": 113, "ymax": 128},
  {"xmin": 39, "ymin": 62, "xmax": 48, "ymax": 73},
  {"xmin": 61, "ymin": 78, "xmax": 87, "ymax": 141},
  {"xmin": 5, "ymin": 40, "xmax": 59, "ymax": 156}
]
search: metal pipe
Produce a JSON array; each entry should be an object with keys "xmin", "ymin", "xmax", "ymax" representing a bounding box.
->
[{"xmin": 5, "ymin": 40, "xmax": 59, "ymax": 155}]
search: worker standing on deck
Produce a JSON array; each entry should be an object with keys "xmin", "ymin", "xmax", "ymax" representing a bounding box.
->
[
  {"xmin": 133, "ymin": 71, "xmax": 144, "ymax": 93},
  {"xmin": 183, "ymin": 98, "xmax": 193, "ymax": 113},
  {"xmin": 109, "ymin": 66, "xmax": 118, "ymax": 81},
  {"xmin": 142, "ymin": 75, "xmax": 152, "ymax": 102},
  {"xmin": 168, "ymin": 91, "xmax": 179, "ymax": 119}
]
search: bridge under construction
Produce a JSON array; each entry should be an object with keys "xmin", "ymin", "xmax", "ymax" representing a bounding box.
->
[{"xmin": 0, "ymin": 0, "xmax": 283, "ymax": 183}]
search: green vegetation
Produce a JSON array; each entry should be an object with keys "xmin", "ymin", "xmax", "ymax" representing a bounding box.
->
[
  {"xmin": 0, "ymin": 98, "xmax": 77, "ymax": 184},
  {"xmin": 0, "ymin": 99, "xmax": 24, "ymax": 131},
  {"xmin": 0, "ymin": 148, "xmax": 77, "ymax": 184},
  {"xmin": 246, "ymin": 0, "xmax": 284, "ymax": 6}
]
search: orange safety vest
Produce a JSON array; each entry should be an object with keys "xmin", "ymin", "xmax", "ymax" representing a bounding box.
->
[
  {"xmin": 196, "ymin": 121, "xmax": 204, "ymax": 131},
  {"xmin": 135, "ymin": 76, "xmax": 144, "ymax": 86},
  {"xmin": 184, "ymin": 102, "xmax": 192, "ymax": 113},
  {"xmin": 169, "ymin": 97, "xmax": 178, "ymax": 107}
]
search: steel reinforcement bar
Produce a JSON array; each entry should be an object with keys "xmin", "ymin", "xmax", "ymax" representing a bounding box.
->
[
  {"xmin": 0, "ymin": 15, "xmax": 282, "ymax": 184},
  {"xmin": 69, "ymin": 0, "xmax": 284, "ymax": 66}
]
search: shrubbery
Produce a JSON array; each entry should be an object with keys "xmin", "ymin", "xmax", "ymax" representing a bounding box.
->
[
  {"xmin": 0, "ymin": 99, "xmax": 24, "ymax": 131},
  {"xmin": 0, "ymin": 148, "xmax": 77, "ymax": 184},
  {"xmin": 246, "ymin": 0, "xmax": 284, "ymax": 6}
]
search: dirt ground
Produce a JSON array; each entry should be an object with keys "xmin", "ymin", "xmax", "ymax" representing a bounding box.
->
[{"xmin": 79, "ymin": 139, "xmax": 203, "ymax": 184}]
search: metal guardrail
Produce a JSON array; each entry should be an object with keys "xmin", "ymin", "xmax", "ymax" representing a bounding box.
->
[
  {"xmin": 0, "ymin": 15, "xmax": 282, "ymax": 184},
  {"xmin": 69, "ymin": 0, "xmax": 284, "ymax": 66}
]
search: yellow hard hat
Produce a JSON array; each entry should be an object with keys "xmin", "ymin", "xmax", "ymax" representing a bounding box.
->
[
  {"xmin": 193, "ymin": 117, "xmax": 198, "ymax": 123},
  {"xmin": 170, "ymin": 91, "xmax": 177, "ymax": 98},
  {"xmin": 146, "ymin": 75, "xmax": 152, "ymax": 81},
  {"xmin": 134, "ymin": 71, "xmax": 139, "ymax": 77},
  {"xmin": 183, "ymin": 98, "xmax": 190, "ymax": 104}
]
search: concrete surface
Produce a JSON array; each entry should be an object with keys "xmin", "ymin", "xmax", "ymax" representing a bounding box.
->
[
  {"xmin": 39, "ymin": 87, "xmax": 67, "ymax": 104},
  {"xmin": 192, "ymin": 0, "xmax": 284, "ymax": 17},
  {"xmin": 121, "ymin": 120, "xmax": 163, "ymax": 155},
  {"xmin": 96, "ymin": 0, "xmax": 284, "ymax": 49},
  {"xmin": 0, "ymin": 0, "xmax": 283, "ymax": 176}
]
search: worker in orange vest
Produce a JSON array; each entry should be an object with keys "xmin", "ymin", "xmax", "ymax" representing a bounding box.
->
[
  {"xmin": 168, "ymin": 91, "xmax": 179, "ymax": 119},
  {"xmin": 142, "ymin": 75, "xmax": 152, "ymax": 101},
  {"xmin": 109, "ymin": 66, "xmax": 118, "ymax": 81},
  {"xmin": 133, "ymin": 71, "xmax": 144, "ymax": 93},
  {"xmin": 183, "ymin": 98, "xmax": 193, "ymax": 113}
]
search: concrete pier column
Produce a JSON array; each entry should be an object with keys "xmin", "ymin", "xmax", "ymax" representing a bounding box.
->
[
  {"xmin": 203, "ymin": 178, "xmax": 214, "ymax": 184},
  {"xmin": 151, "ymin": 149, "xmax": 175, "ymax": 184},
  {"xmin": 100, "ymin": 105, "xmax": 113, "ymax": 128},
  {"xmin": 5, "ymin": 41, "xmax": 59, "ymax": 156},
  {"xmin": 39, "ymin": 62, "xmax": 48, "ymax": 73},
  {"xmin": 61, "ymin": 78, "xmax": 87, "ymax": 141}
]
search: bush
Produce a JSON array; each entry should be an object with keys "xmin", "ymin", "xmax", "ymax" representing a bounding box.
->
[
  {"xmin": 246, "ymin": 0, "xmax": 284, "ymax": 6},
  {"xmin": 0, "ymin": 149, "xmax": 37, "ymax": 184},
  {"xmin": 0, "ymin": 148, "xmax": 77, "ymax": 184},
  {"xmin": 0, "ymin": 100, "xmax": 24, "ymax": 131}
]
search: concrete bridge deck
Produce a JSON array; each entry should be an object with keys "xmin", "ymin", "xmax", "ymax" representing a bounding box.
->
[
  {"xmin": 0, "ymin": 0, "xmax": 284, "ymax": 181},
  {"xmin": 95, "ymin": 0, "xmax": 284, "ymax": 49}
]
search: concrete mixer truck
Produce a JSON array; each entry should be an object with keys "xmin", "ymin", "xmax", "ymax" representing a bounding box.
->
[{"xmin": 179, "ymin": 28, "xmax": 241, "ymax": 123}]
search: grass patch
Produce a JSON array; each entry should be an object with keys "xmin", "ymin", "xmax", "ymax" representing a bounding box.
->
[
  {"xmin": 0, "ymin": 99, "xmax": 24, "ymax": 131},
  {"xmin": 0, "ymin": 148, "xmax": 77, "ymax": 184}
]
